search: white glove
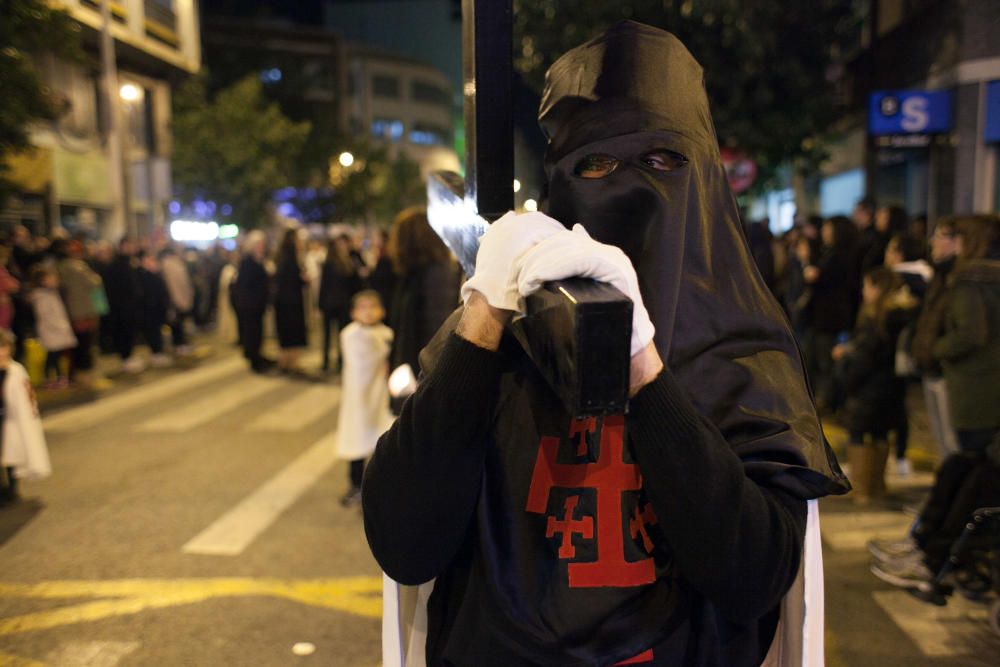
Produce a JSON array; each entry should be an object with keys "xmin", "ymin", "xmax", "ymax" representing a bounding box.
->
[
  {"xmin": 460, "ymin": 211, "xmax": 566, "ymax": 312},
  {"xmin": 514, "ymin": 224, "xmax": 656, "ymax": 357}
]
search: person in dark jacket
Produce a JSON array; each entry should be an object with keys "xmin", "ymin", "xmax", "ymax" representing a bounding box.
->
[
  {"xmin": 232, "ymin": 231, "xmax": 272, "ymax": 373},
  {"xmin": 101, "ymin": 239, "xmax": 143, "ymax": 373},
  {"xmin": 802, "ymin": 215, "xmax": 858, "ymax": 409},
  {"xmin": 910, "ymin": 218, "xmax": 961, "ymax": 458},
  {"xmin": 386, "ymin": 206, "xmax": 460, "ymax": 374},
  {"xmin": 135, "ymin": 251, "xmax": 171, "ymax": 367},
  {"xmin": 318, "ymin": 235, "xmax": 361, "ymax": 372},
  {"xmin": 832, "ymin": 267, "xmax": 918, "ymax": 503},
  {"xmin": 273, "ymin": 228, "xmax": 308, "ymax": 373}
]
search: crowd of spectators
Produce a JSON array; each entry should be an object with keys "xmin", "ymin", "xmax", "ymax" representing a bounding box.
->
[
  {"xmin": 749, "ymin": 202, "xmax": 1000, "ymax": 592},
  {"xmin": 0, "ymin": 225, "xmax": 228, "ymax": 388}
]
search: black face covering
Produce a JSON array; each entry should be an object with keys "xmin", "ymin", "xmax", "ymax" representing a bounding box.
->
[{"xmin": 541, "ymin": 21, "xmax": 848, "ymax": 496}]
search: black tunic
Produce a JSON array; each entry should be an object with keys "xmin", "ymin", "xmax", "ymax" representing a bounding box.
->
[{"xmin": 274, "ymin": 258, "xmax": 307, "ymax": 349}]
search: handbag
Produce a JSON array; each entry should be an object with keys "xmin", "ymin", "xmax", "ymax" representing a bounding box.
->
[{"xmin": 90, "ymin": 287, "xmax": 109, "ymax": 317}]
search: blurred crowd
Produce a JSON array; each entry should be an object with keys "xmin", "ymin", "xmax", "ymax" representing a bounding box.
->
[
  {"xmin": 751, "ymin": 201, "xmax": 1000, "ymax": 593},
  {"xmin": 0, "ymin": 226, "xmax": 229, "ymax": 387}
]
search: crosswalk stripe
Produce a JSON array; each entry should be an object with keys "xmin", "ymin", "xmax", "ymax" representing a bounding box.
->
[
  {"xmin": 181, "ymin": 434, "xmax": 338, "ymax": 556},
  {"xmin": 872, "ymin": 590, "xmax": 999, "ymax": 657},
  {"xmin": 134, "ymin": 374, "xmax": 281, "ymax": 433},
  {"xmin": 43, "ymin": 356, "xmax": 246, "ymax": 432},
  {"xmin": 820, "ymin": 511, "xmax": 915, "ymax": 552},
  {"xmin": 245, "ymin": 385, "xmax": 341, "ymax": 432},
  {"xmin": 44, "ymin": 641, "xmax": 141, "ymax": 667}
]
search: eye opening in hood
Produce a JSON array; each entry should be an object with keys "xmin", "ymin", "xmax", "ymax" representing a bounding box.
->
[
  {"xmin": 639, "ymin": 148, "xmax": 688, "ymax": 173},
  {"xmin": 571, "ymin": 147, "xmax": 690, "ymax": 181},
  {"xmin": 573, "ymin": 153, "xmax": 620, "ymax": 179}
]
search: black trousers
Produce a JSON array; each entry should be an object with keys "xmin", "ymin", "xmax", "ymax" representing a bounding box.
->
[
  {"xmin": 72, "ymin": 329, "xmax": 94, "ymax": 371},
  {"xmin": 320, "ymin": 313, "xmax": 343, "ymax": 371},
  {"xmin": 170, "ymin": 310, "xmax": 190, "ymax": 348},
  {"xmin": 914, "ymin": 427, "xmax": 1000, "ymax": 570},
  {"xmin": 349, "ymin": 459, "xmax": 365, "ymax": 489},
  {"xmin": 237, "ymin": 308, "xmax": 265, "ymax": 367},
  {"xmin": 109, "ymin": 315, "xmax": 135, "ymax": 360},
  {"xmin": 142, "ymin": 319, "xmax": 164, "ymax": 355}
]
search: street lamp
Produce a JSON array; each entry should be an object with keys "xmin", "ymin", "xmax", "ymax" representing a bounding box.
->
[
  {"xmin": 339, "ymin": 151, "xmax": 355, "ymax": 168},
  {"xmin": 119, "ymin": 83, "xmax": 142, "ymax": 102}
]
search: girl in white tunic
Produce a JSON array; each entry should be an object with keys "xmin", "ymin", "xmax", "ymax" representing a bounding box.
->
[
  {"xmin": 335, "ymin": 290, "xmax": 393, "ymax": 506},
  {"xmin": 0, "ymin": 329, "xmax": 51, "ymax": 502}
]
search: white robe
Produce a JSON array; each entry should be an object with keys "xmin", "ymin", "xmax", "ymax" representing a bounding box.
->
[
  {"xmin": 1, "ymin": 361, "xmax": 51, "ymax": 480},
  {"xmin": 334, "ymin": 322, "xmax": 394, "ymax": 461}
]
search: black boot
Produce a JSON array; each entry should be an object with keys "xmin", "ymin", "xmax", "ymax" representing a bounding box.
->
[{"xmin": 0, "ymin": 467, "xmax": 18, "ymax": 504}]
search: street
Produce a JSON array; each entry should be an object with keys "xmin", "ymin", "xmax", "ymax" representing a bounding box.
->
[{"xmin": 0, "ymin": 344, "xmax": 997, "ymax": 666}]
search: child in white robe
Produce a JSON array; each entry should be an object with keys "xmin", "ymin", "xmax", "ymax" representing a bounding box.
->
[
  {"xmin": 335, "ymin": 290, "xmax": 393, "ymax": 507},
  {"xmin": 0, "ymin": 328, "xmax": 51, "ymax": 502}
]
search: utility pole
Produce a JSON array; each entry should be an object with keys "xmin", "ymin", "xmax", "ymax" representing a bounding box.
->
[{"xmin": 98, "ymin": 0, "xmax": 129, "ymax": 240}]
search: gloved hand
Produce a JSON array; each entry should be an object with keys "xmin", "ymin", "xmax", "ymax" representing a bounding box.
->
[
  {"xmin": 460, "ymin": 211, "xmax": 566, "ymax": 312},
  {"xmin": 515, "ymin": 224, "xmax": 656, "ymax": 357}
]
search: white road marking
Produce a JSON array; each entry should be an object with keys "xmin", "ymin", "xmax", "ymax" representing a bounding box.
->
[
  {"xmin": 246, "ymin": 385, "xmax": 341, "ymax": 432},
  {"xmin": 135, "ymin": 375, "xmax": 281, "ymax": 433},
  {"xmin": 182, "ymin": 434, "xmax": 338, "ymax": 555},
  {"xmin": 43, "ymin": 356, "xmax": 245, "ymax": 432},
  {"xmin": 872, "ymin": 590, "xmax": 1000, "ymax": 657},
  {"xmin": 821, "ymin": 511, "xmax": 915, "ymax": 551},
  {"xmin": 45, "ymin": 640, "xmax": 141, "ymax": 666}
]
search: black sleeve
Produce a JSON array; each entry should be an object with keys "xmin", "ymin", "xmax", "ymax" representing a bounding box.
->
[
  {"xmin": 363, "ymin": 333, "xmax": 503, "ymax": 585},
  {"xmin": 627, "ymin": 371, "xmax": 807, "ymax": 623}
]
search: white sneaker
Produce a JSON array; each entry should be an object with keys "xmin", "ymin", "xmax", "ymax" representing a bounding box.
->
[
  {"xmin": 868, "ymin": 536, "xmax": 917, "ymax": 562},
  {"xmin": 870, "ymin": 552, "xmax": 933, "ymax": 589},
  {"xmin": 122, "ymin": 356, "xmax": 146, "ymax": 374},
  {"xmin": 894, "ymin": 457, "xmax": 913, "ymax": 477},
  {"xmin": 150, "ymin": 353, "xmax": 172, "ymax": 368}
]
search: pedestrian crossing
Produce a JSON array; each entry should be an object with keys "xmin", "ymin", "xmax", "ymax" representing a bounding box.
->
[
  {"xmin": 245, "ymin": 385, "xmax": 341, "ymax": 432},
  {"xmin": 134, "ymin": 374, "xmax": 283, "ymax": 433}
]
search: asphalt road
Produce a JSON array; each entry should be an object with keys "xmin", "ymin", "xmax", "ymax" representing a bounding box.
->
[{"xmin": 1, "ymin": 342, "xmax": 998, "ymax": 666}]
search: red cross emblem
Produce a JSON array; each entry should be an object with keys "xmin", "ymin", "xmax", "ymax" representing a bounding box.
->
[{"xmin": 525, "ymin": 415, "xmax": 658, "ymax": 588}]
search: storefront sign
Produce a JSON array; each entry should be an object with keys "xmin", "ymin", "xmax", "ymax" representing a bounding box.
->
[
  {"xmin": 869, "ymin": 90, "xmax": 952, "ymax": 136},
  {"xmin": 986, "ymin": 80, "xmax": 1000, "ymax": 143}
]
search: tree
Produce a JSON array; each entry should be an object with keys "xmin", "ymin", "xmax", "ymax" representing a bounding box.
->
[
  {"xmin": 0, "ymin": 0, "xmax": 83, "ymax": 200},
  {"xmin": 330, "ymin": 141, "xmax": 426, "ymax": 226},
  {"xmin": 512, "ymin": 0, "xmax": 859, "ymax": 188},
  {"xmin": 171, "ymin": 73, "xmax": 311, "ymax": 229}
]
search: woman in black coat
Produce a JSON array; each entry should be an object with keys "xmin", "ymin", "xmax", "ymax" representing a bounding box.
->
[
  {"xmin": 273, "ymin": 228, "xmax": 308, "ymax": 373},
  {"xmin": 386, "ymin": 207, "xmax": 459, "ymax": 374},
  {"xmin": 318, "ymin": 235, "xmax": 361, "ymax": 372},
  {"xmin": 802, "ymin": 216, "xmax": 859, "ymax": 409}
]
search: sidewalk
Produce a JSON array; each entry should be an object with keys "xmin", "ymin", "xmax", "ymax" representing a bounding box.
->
[{"xmin": 35, "ymin": 335, "xmax": 222, "ymax": 415}]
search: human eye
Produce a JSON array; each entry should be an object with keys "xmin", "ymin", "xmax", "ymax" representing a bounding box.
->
[
  {"xmin": 640, "ymin": 149, "xmax": 688, "ymax": 172},
  {"xmin": 573, "ymin": 154, "xmax": 620, "ymax": 179}
]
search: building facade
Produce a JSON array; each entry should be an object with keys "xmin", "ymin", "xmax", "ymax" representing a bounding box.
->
[
  {"xmin": 2, "ymin": 0, "xmax": 201, "ymax": 240},
  {"xmin": 817, "ymin": 0, "xmax": 1000, "ymax": 220},
  {"xmin": 346, "ymin": 45, "xmax": 460, "ymax": 178}
]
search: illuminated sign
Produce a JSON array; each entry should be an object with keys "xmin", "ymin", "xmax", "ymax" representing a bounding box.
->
[
  {"xmin": 170, "ymin": 220, "xmax": 219, "ymax": 242},
  {"xmin": 869, "ymin": 90, "xmax": 952, "ymax": 136},
  {"xmin": 986, "ymin": 81, "xmax": 1000, "ymax": 143}
]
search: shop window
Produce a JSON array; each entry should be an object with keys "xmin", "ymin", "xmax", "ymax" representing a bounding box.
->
[
  {"xmin": 409, "ymin": 123, "xmax": 448, "ymax": 146},
  {"xmin": 820, "ymin": 169, "xmax": 865, "ymax": 217},
  {"xmin": 372, "ymin": 75, "xmax": 400, "ymax": 99},
  {"xmin": 372, "ymin": 118, "xmax": 404, "ymax": 141}
]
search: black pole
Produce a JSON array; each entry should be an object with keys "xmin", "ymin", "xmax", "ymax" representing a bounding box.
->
[{"xmin": 462, "ymin": 0, "xmax": 514, "ymax": 222}]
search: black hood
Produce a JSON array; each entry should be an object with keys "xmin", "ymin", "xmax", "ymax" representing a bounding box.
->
[{"xmin": 540, "ymin": 21, "xmax": 847, "ymax": 497}]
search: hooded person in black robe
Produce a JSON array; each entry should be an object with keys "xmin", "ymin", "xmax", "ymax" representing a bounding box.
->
[{"xmin": 363, "ymin": 22, "xmax": 848, "ymax": 667}]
